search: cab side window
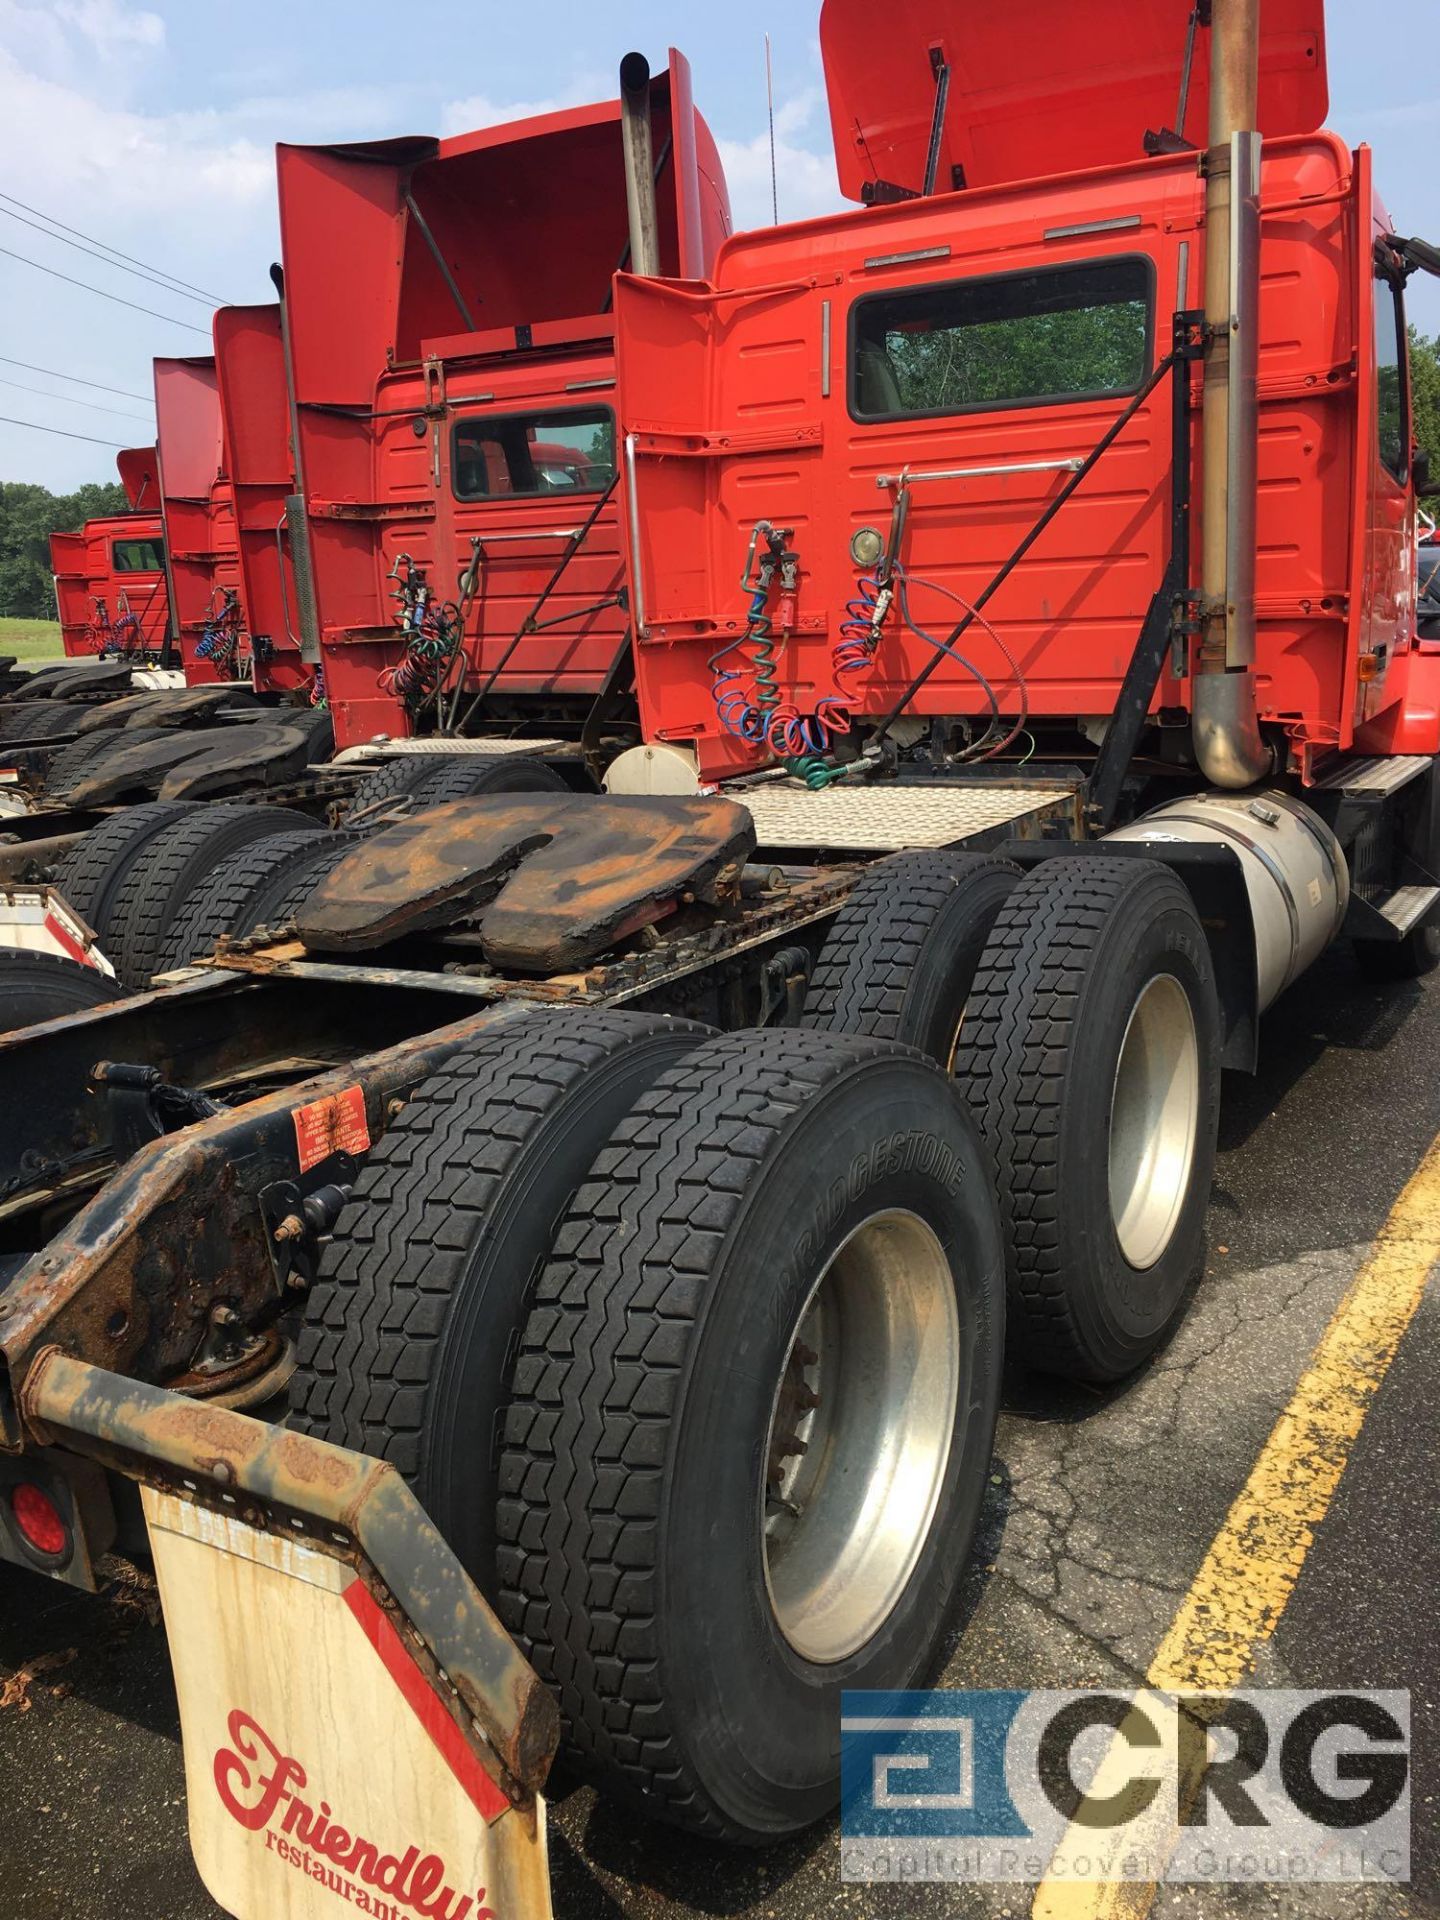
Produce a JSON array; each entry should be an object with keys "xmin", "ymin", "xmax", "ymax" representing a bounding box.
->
[
  {"xmin": 111, "ymin": 537, "xmax": 164, "ymax": 573},
  {"xmin": 452, "ymin": 408, "xmax": 615, "ymax": 501},
  {"xmin": 851, "ymin": 256, "xmax": 1153, "ymax": 422},
  {"xmin": 1374, "ymin": 275, "xmax": 1408, "ymax": 485}
]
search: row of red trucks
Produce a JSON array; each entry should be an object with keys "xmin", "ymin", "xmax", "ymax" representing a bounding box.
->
[{"xmin": 49, "ymin": 53, "xmax": 729, "ymax": 747}]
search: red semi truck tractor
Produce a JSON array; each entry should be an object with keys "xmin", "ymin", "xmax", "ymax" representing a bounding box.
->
[
  {"xmin": 213, "ymin": 302, "xmax": 314, "ymax": 698},
  {"xmin": 49, "ymin": 446, "xmax": 172, "ymax": 662},
  {"xmin": 154, "ymin": 354, "xmax": 252, "ymax": 686},
  {"xmin": 603, "ymin": 0, "xmax": 1440, "ymax": 1362},
  {"xmin": 272, "ymin": 51, "xmax": 729, "ymax": 750}
]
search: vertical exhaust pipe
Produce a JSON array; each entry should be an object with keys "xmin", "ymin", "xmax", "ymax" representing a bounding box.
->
[
  {"xmin": 619, "ymin": 52, "xmax": 661, "ymax": 280},
  {"xmin": 1192, "ymin": 0, "xmax": 1272, "ymax": 787}
]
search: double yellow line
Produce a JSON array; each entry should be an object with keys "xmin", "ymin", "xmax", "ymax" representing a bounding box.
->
[{"xmin": 1033, "ymin": 1131, "xmax": 1440, "ymax": 1918}]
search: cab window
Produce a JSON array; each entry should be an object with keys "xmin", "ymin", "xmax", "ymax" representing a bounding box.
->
[
  {"xmin": 111, "ymin": 537, "xmax": 164, "ymax": 573},
  {"xmin": 851, "ymin": 256, "xmax": 1153, "ymax": 421},
  {"xmin": 1374, "ymin": 276, "xmax": 1408, "ymax": 484},
  {"xmin": 452, "ymin": 408, "xmax": 615, "ymax": 500}
]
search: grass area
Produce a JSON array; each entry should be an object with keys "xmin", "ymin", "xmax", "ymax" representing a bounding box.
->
[{"xmin": 0, "ymin": 616, "xmax": 65, "ymax": 665}]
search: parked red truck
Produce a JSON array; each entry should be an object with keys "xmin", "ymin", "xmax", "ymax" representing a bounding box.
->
[
  {"xmin": 213, "ymin": 302, "xmax": 313, "ymax": 698},
  {"xmin": 49, "ymin": 446, "xmax": 171, "ymax": 663},
  {"xmin": 273, "ymin": 52, "xmax": 729, "ymax": 750},
  {"xmin": 152, "ymin": 355, "xmax": 251, "ymax": 685}
]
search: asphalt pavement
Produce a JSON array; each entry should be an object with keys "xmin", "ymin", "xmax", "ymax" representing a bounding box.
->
[{"xmin": 2, "ymin": 942, "xmax": 1437, "ymax": 1920}]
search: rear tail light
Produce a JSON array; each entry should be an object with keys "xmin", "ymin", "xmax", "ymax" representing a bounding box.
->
[{"xmin": 11, "ymin": 1482, "xmax": 69, "ymax": 1558}]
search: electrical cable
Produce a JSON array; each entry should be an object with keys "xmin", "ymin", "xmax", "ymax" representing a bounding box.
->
[
  {"xmin": 0, "ymin": 244, "xmax": 210, "ymax": 335},
  {"xmin": 0, "ymin": 202, "xmax": 218, "ymax": 307},
  {"xmin": 0, "ymin": 355, "xmax": 151, "ymax": 403},
  {"xmin": 0, "ymin": 190, "xmax": 229, "ymax": 304},
  {"xmin": 0, "ymin": 412, "xmax": 126, "ymax": 447},
  {"xmin": 894, "ymin": 569, "xmax": 1003, "ymax": 748},
  {"xmin": 0, "ymin": 374, "xmax": 152, "ymax": 423},
  {"xmin": 895, "ymin": 565, "xmax": 1029, "ymax": 759}
]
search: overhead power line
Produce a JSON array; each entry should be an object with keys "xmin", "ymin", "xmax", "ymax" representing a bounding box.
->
[
  {"xmin": 0, "ymin": 374, "xmax": 153, "ymax": 423},
  {"xmin": 0, "ymin": 189, "xmax": 229, "ymax": 306},
  {"xmin": 0, "ymin": 244, "xmax": 210, "ymax": 336},
  {"xmin": 0, "ymin": 412, "xmax": 126, "ymax": 448},
  {"xmin": 0, "ymin": 202, "xmax": 217, "ymax": 308},
  {"xmin": 0, "ymin": 355, "xmax": 151, "ymax": 403}
]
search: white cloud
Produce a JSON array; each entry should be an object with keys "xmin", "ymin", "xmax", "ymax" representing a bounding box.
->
[
  {"xmin": 1335, "ymin": 97, "xmax": 1440, "ymax": 131},
  {"xmin": 714, "ymin": 86, "xmax": 846, "ymax": 234},
  {"xmin": 439, "ymin": 76, "xmax": 607, "ymax": 140},
  {"xmin": 0, "ymin": 50, "xmax": 274, "ymax": 220},
  {"xmin": 53, "ymin": 0, "xmax": 164, "ymax": 51}
]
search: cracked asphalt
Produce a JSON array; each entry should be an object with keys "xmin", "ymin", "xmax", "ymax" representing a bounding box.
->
[{"xmin": 1, "ymin": 943, "xmax": 1436, "ymax": 1920}]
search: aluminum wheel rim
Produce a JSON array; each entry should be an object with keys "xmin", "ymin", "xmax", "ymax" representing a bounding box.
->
[
  {"xmin": 761, "ymin": 1209, "xmax": 960, "ymax": 1664},
  {"xmin": 1107, "ymin": 972, "xmax": 1200, "ymax": 1271}
]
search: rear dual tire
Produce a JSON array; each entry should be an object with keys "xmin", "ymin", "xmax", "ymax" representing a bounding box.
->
[
  {"xmin": 800, "ymin": 849, "xmax": 1020, "ymax": 1061},
  {"xmin": 294, "ymin": 1018, "xmax": 1004, "ymax": 1844},
  {"xmin": 0, "ymin": 950, "xmax": 124, "ymax": 1032},
  {"xmin": 803, "ymin": 851, "xmax": 1221, "ymax": 1383},
  {"xmin": 955, "ymin": 858, "xmax": 1221, "ymax": 1382},
  {"xmin": 496, "ymin": 1029, "xmax": 1003, "ymax": 1842},
  {"xmin": 293, "ymin": 1009, "xmax": 713, "ymax": 1593}
]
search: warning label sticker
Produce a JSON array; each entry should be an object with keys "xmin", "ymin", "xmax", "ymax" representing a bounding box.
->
[{"xmin": 293, "ymin": 1085, "xmax": 371, "ymax": 1173}]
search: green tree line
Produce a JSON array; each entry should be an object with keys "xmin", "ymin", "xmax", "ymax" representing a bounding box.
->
[
  {"xmin": 0, "ymin": 479, "xmax": 128, "ymax": 621},
  {"xmin": 1411, "ymin": 327, "xmax": 1440, "ymax": 501}
]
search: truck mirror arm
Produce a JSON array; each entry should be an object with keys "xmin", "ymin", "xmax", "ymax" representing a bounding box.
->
[{"xmin": 1383, "ymin": 235, "xmax": 1440, "ymax": 284}]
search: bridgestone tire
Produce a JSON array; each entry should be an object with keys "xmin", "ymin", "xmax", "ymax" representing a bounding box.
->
[
  {"xmin": 43, "ymin": 727, "xmax": 170, "ymax": 799},
  {"xmin": 800, "ymin": 850, "xmax": 1021, "ymax": 1065},
  {"xmin": 0, "ymin": 703, "xmax": 85, "ymax": 744},
  {"xmin": 106, "ymin": 803, "xmax": 318, "ymax": 987},
  {"xmin": 0, "ymin": 950, "xmax": 125, "ymax": 1031},
  {"xmin": 282, "ymin": 708, "xmax": 334, "ymax": 764},
  {"xmin": 343, "ymin": 756, "xmax": 453, "ymax": 820},
  {"xmin": 259, "ymin": 835, "xmax": 360, "ymax": 927},
  {"xmin": 496, "ymin": 1028, "xmax": 1005, "ymax": 1842},
  {"xmin": 410, "ymin": 755, "xmax": 569, "ymax": 804},
  {"xmin": 157, "ymin": 828, "xmax": 346, "ymax": 973},
  {"xmin": 52, "ymin": 800, "xmax": 192, "ymax": 940},
  {"xmin": 955, "ymin": 856, "xmax": 1221, "ymax": 1382},
  {"xmin": 291, "ymin": 1007, "xmax": 713, "ymax": 1595}
]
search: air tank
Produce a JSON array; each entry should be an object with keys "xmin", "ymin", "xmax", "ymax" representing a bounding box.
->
[{"xmin": 1107, "ymin": 789, "xmax": 1349, "ymax": 1010}]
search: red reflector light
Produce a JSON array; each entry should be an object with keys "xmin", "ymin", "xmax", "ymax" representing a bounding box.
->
[{"xmin": 11, "ymin": 1482, "xmax": 67, "ymax": 1557}]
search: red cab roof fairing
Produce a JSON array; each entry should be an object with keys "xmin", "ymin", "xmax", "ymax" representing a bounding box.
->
[{"xmin": 820, "ymin": 0, "xmax": 1327, "ymax": 201}]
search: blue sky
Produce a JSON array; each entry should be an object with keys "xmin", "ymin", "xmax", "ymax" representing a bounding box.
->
[{"xmin": 0, "ymin": 0, "xmax": 1437, "ymax": 492}]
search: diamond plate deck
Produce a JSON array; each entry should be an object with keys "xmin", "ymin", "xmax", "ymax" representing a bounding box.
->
[
  {"xmin": 728, "ymin": 780, "xmax": 1081, "ymax": 852},
  {"xmin": 1378, "ymin": 884, "xmax": 1440, "ymax": 936},
  {"xmin": 1311, "ymin": 754, "xmax": 1431, "ymax": 794},
  {"xmin": 334, "ymin": 737, "xmax": 567, "ymax": 765}
]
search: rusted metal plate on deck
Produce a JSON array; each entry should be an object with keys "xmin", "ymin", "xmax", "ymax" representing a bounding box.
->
[
  {"xmin": 7, "ymin": 659, "xmax": 134, "ymax": 702},
  {"xmin": 64, "ymin": 729, "xmax": 229, "ymax": 803},
  {"xmin": 158, "ymin": 726, "xmax": 311, "ymax": 799},
  {"xmin": 75, "ymin": 686, "xmax": 259, "ymax": 736},
  {"xmin": 298, "ymin": 793, "xmax": 756, "ymax": 972},
  {"xmin": 68, "ymin": 723, "xmax": 305, "ymax": 806}
]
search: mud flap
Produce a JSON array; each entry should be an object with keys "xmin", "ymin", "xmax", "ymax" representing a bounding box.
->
[
  {"xmin": 20, "ymin": 1353, "xmax": 556, "ymax": 1920},
  {"xmin": 0, "ymin": 886, "xmax": 116, "ymax": 975}
]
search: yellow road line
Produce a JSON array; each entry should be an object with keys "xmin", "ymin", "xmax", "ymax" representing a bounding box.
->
[{"xmin": 1033, "ymin": 1129, "xmax": 1440, "ymax": 1920}]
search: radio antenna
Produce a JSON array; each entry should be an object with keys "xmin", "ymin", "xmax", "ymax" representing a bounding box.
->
[{"xmin": 765, "ymin": 34, "xmax": 778, "ymax": 224}]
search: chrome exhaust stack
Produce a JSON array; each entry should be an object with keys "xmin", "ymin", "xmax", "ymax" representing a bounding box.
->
[
  {"xmin": 619, "ymin": 52, "xmax": 662, "ymax": 280},
  {"xmin": 1193, "ymin": 0, "xmax": 1272, "ymax": 787}
]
